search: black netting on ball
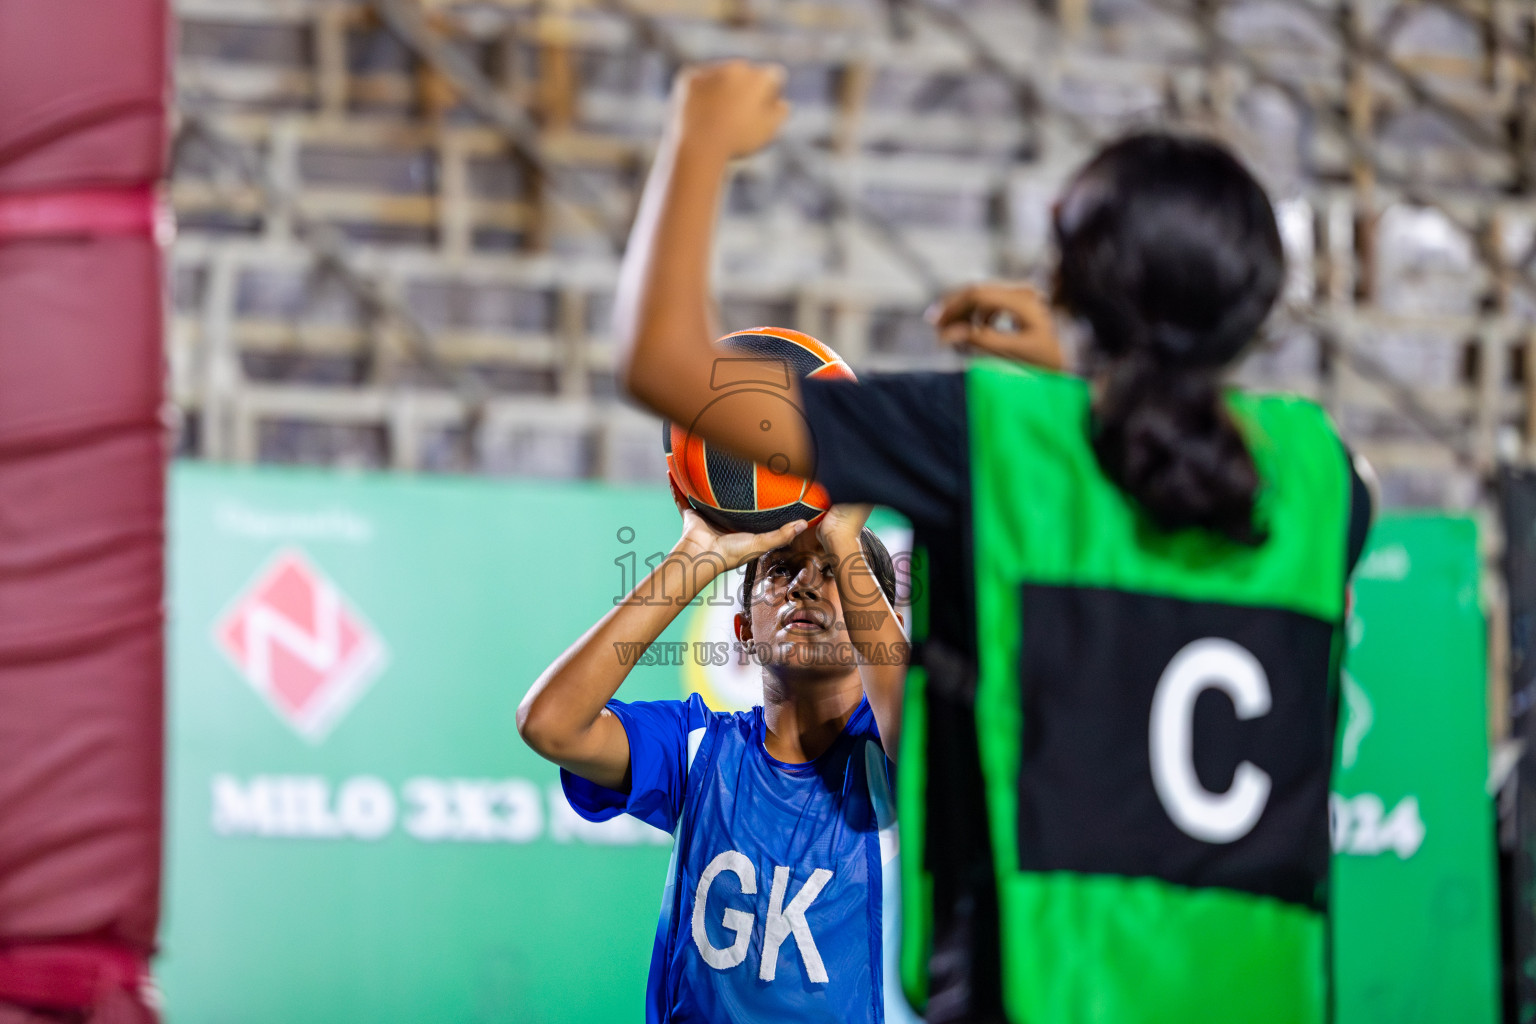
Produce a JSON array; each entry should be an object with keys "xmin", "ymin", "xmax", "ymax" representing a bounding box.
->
[
  {"xmin": 718, "ymin": 333, "xmax": 828, "ymax": 380},
  {"xmin": 703, "ymin": 442, "xmax": 756, "ymax": 510},
  {"xmin": 699, "ymin": 501, "xmax": 822, "ymax": 535}
]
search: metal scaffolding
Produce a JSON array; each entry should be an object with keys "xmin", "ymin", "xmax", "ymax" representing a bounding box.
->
[{"xmin": 168, "ymin": 0, "xmax": 1536, "ymax": 505}]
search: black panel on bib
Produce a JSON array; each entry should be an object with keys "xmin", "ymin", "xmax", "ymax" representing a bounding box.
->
[{"xmin": 1015, "ymin": 584, "xmax": 1337, "ymax": 908}]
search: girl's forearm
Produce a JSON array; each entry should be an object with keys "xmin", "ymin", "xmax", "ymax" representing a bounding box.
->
[
  {"xmin": 826, "ymin": 538, "xmax": 908, "ymax": 758},
  {"xmin": 613, "ymin": 127, "xmax": 727, "ymax": 425},
  {"xmin": 613, "ymin": 127, "xmax": 815, "ymax": 477},
  {"xmin": 517, "ymin": 545, "xmax": 718, "ymax": 754}
]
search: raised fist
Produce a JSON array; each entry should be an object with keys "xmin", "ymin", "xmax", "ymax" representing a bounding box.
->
[{"xmin": 672, "ymin": 60, "xmax": 791, "ymax": 160}]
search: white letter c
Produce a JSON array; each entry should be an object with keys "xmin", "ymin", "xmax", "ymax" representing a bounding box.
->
[{"xmin": 1149, "ymin": 638, "xmax": 1273, "ymax": 844}]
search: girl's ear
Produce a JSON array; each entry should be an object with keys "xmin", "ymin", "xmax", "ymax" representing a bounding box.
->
[{"xmin": 734, "ymin": 612, "xmax": 751, "ymax": 643}]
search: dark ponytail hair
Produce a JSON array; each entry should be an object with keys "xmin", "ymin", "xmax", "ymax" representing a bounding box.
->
[{"xmin": 1053, "ymin": 133, "xmax": 1284, "ymax": 545}]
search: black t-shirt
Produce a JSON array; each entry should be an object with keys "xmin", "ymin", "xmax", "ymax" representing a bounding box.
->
[{"xmin": 799, "ymin": 371, "xmax": 1372, "ymax": 1023}]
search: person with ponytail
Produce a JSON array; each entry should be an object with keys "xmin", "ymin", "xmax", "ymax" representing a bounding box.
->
[{"xmin": 614, "ymin": 61, "xmax": 1372, "ymax": 1024}]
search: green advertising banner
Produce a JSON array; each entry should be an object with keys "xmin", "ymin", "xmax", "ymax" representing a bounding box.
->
[
  {"xmin": 160, "ymin": 465, "xmax": 1498, "ymax": 1022},
  {"xmin": 1333, "ymin": 516, "xmax": 1499, "ymax": 1024},
  {"xmin": 161, "ymin": 466, "xmax": 687, "ymax": 1023}
]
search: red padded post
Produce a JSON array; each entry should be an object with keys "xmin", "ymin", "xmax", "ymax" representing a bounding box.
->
[{"xmin": 0, "ymin": 3, "xmax": 169, "ymax": 1020}]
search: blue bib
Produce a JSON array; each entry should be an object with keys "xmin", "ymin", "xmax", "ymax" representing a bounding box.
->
[{"xmin": 562, "ymin": 694, "xmax": 917, "ymax": 1024}]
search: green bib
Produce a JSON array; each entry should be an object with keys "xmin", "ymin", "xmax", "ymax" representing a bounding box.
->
[{"xmin": 901, "ymin": 360, "xmax": 1351, "ymax": 1024}]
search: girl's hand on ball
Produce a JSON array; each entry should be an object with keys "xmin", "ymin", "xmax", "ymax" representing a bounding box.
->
[
  {"xmin": 673, "ymin": 60, "xmax": 791, "ymax": 160},
  {"xmin": 670, "ymin": 477, "xmax": 731, "ymax": 558},
  {"xmin": 671, "ymin": 477, "xmax": 806, "ymax": 573},
  {"xmin": 928, "ymin": 282, "xmax": 1065, "ymax": 371},
  {"xmin": 817, "ymin": 504, "xmax": 872, "ymax": 553}
]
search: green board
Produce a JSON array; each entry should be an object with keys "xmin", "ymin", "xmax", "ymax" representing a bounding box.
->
[
  {"xmin": 160, "ymin": 466, "xmax": 688, "ymax": 1024},
  {"xmin": 1333, "ymin": 516, "xmax": 1499, "ymax": 1024}
]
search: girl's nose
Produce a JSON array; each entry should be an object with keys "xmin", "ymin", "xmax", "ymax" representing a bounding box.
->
[{"xmin": 790, "ymin": 562, "xmax": 822, "ymax": 599}]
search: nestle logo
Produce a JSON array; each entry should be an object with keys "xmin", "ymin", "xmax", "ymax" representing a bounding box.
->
[{"xmin": 215, "ymin": 549, "xmax": 388, "ymax": 741}]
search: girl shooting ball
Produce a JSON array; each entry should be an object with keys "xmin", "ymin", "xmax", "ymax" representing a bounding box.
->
[{"xmin": 518, "ymin": 487, "xmax": 917, "ymax": 1022}]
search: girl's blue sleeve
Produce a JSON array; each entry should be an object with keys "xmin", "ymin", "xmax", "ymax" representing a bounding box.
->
[{"xmin": 559, "ymin": 692, "xmax": 711, "ymax": 834}]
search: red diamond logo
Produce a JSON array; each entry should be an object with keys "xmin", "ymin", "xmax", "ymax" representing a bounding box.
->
[{"xmin": 214, "ymin": 549, "xmax": 388, "ymax": 741}]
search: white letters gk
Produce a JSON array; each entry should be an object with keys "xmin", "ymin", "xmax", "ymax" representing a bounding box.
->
[{"xmin": 691, "ymin": 850, "xmax": 833, "ymax": 983}]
